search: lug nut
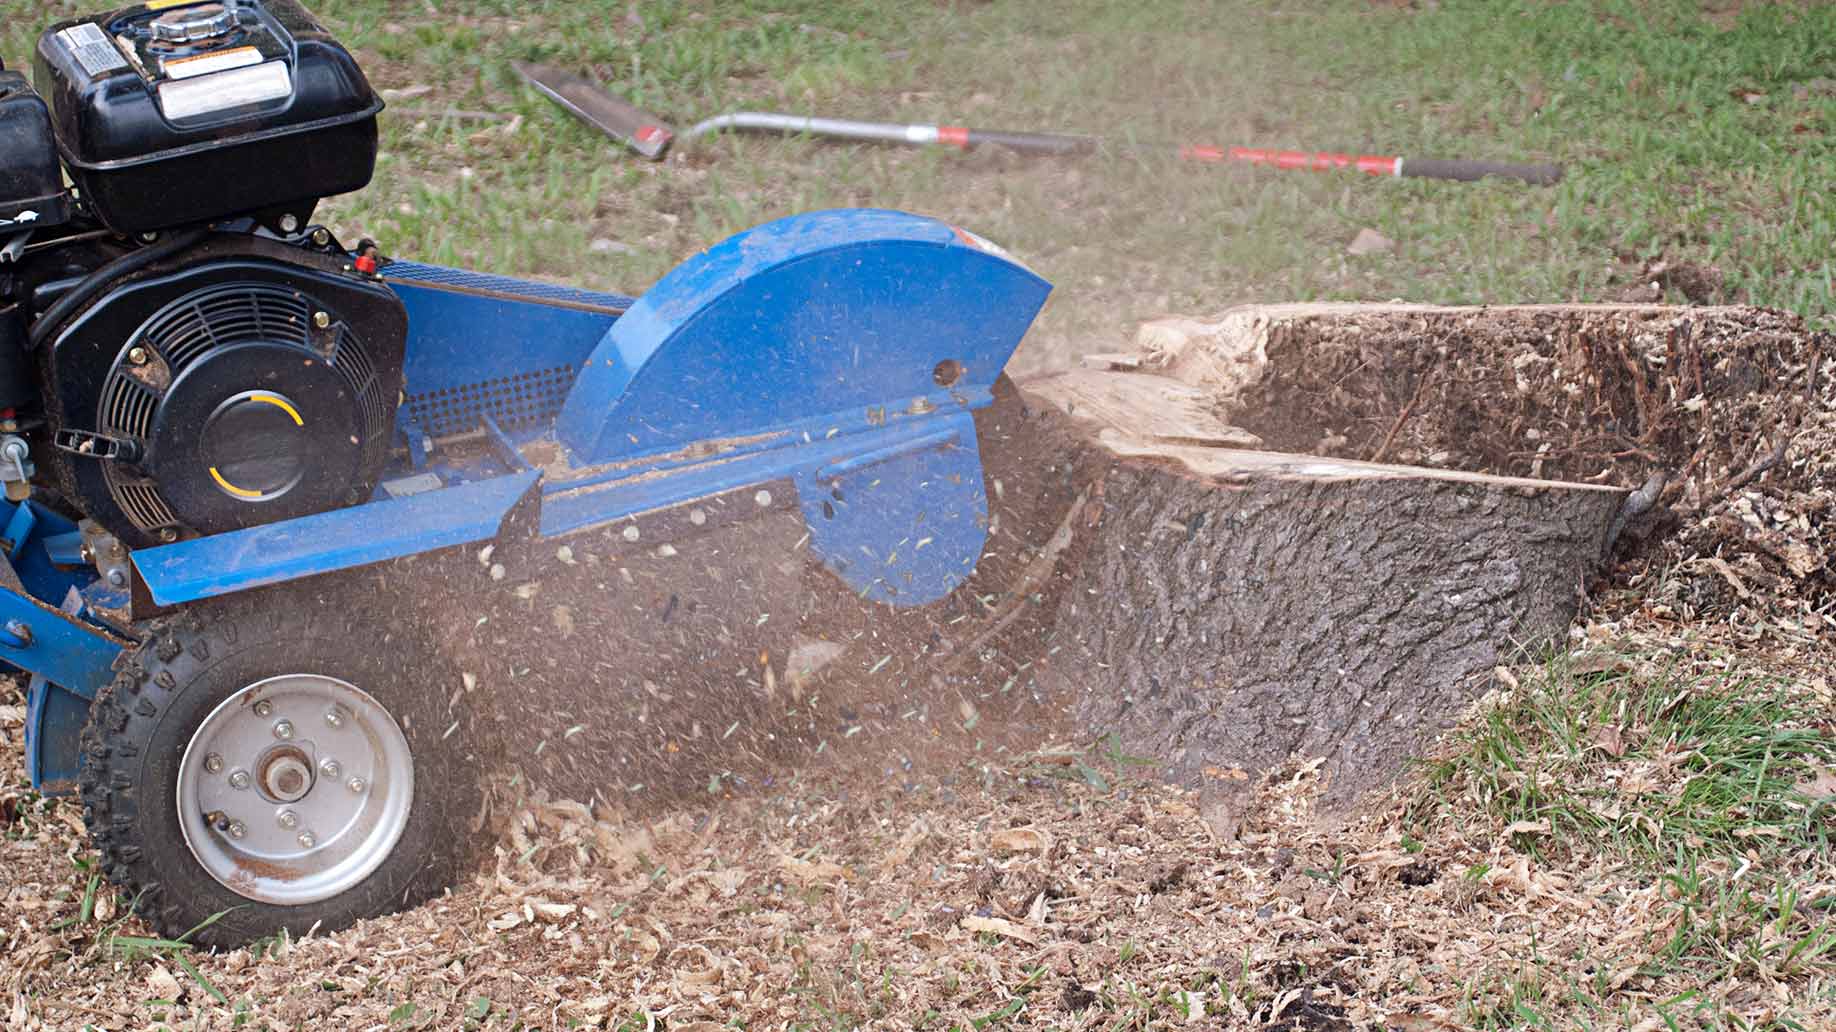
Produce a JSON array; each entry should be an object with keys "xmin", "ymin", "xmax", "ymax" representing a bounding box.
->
[
  {"xmin": 297, "ymin": 831, "xmax": 316, "ymax": 849},
  {"xmin": 324, "ymin": 708, "xmax": 343, "ymax": 729},
  {"xmin": 127, "ymin": 346, "xmax": 149, "ymax": 366},
  {"xmin": 312, "ymin": 311, "xmax": 331, "ymax": 329},
  {"xmin": 228, "ymin": 769, "xmax": 251, "ymax": 790},
  {"xmin": 277, "ymin": 810, "xmax": 299, "ymax": 829},
  {"xmin": 204, "ymin": 753, "xmax": 224, "ymax": 774},
  {"xmin": 253, "ymin": 699, "xmax": 273, "ymax": 718},
  {"xmin": 319, "ymin": 758, "xmax": 341, "ymax": 780},
  {"xmin": 347, "ymin": 777, "xmax": 367, "ymax": 794},
  {"xmin": 273, "ymin": 719, "xmax": 294, "ymax": 740},
  {"xmin": 227, "ymin": 820, "xmax": 247, "ymax": 840}
]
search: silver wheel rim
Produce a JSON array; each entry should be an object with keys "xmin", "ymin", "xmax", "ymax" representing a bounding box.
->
[{"xmin": 176, "ymin": 674, "xmax": 414, "ymax": 905}]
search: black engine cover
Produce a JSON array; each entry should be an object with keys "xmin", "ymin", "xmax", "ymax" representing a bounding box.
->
[
  {"xmin": 45, "ymin": 245, "xmax": 406, "ymax": 546},
  {"xmin": 34, "ymin": 1, "xmax": 381, "ymax": 234}
]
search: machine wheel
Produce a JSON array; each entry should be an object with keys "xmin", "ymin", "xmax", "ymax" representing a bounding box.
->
[{"xmin": 77, "ymin": 578, "xmax": 480, "ymax": 947}]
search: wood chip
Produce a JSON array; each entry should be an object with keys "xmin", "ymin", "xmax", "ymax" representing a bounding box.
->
[
  {"xmin": 990, "ymin": 827, "xmax": 1049, "ymax": 855},
  {"xmin": 778, "ymin": 853, "xmax": 850, "ymax": 884},
  {"xmin": 961, "ymin": 915, "xmax": 1040, "ymax": 944}
]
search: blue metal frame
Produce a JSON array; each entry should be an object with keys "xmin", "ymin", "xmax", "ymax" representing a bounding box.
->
[
  {"xmin": 133, "ymin": 472, "xmax": 540, "ymax": 606},
  {"xmin": 0, "ymin": 501, "xmax": 128, "ymax": 691},
  {"xmin": 387, "ymin": 264, "xmax": 630, "ymax": 443},
  {"xmin": 1, "ymin": 500, "xmax": 132, "ymax": 792},
  {"xmin": 24, "ymin": 208, "xmax": 1051, "ymax": 792},
  {"xmin": 133, "ymin": 209, "xmax": 1049, "ymax": 606}
]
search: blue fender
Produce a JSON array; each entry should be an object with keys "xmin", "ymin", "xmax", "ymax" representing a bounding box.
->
[
  {"xmin": 550, "ymin": 209, "xmax": 1050, "ymax": 603},
  {"xmin": 554, "ymin": 209, "xmax": 1049, "ymax": 464}
]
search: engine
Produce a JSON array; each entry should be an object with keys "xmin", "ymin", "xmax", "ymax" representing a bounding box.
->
[{"xmin": 0, "ymin": 1, "xmax": 404, "ymax": 550}]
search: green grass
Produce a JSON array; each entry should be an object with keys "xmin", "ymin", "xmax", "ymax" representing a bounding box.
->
[
  {"xmin": 5, "ymin": 0, "xmax": 1830, "ymax": 369},
  {"xmin": 1415, "ymin": 661, "xmax": 1834, "ymax": 864},
  {"xmin": 1413, "ymin": 657, "xmax": 1836, "ymax": 1030}
]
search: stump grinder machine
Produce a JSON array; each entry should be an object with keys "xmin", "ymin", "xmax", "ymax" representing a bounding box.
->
[{"xmin": 1, "ymin": 1, "xmax": 1048, "ymax": 945}]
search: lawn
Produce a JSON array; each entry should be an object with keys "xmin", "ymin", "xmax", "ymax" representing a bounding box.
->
[
  {"xmin": 2, "ymin": 1, "xmax": 1834, "ymax": 1028},
  {"xmin": 327, "ymin": 0, "xmax": 1836, "ymax": 372},
  {"xmin": 10, "ymin": 1, "xmax": 1829, "ymax": 370}
]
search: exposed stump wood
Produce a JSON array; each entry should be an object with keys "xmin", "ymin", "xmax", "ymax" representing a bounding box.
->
[
  {"xmin": 1019, "ymin": 305, "xmax": 1660, "ymax": 820},
  {"xmin": 1035, "ymin": 368, "xmax": 1263, "ymax": 449}
]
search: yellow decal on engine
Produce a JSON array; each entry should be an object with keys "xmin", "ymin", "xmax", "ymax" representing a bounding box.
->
[
  {"xmin": 250, "ymin": 393, "xmax": 305, "ymax": 426},
  {"xmin": 146, "ymin": 0, "xmax": 200, "ymax": 10},
  {"xmin": 209, "ymin": 467, "xmax": 263, "ymax": 499}
]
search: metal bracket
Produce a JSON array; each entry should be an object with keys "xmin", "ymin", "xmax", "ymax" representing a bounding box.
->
[
  {"xmin": 478, "ymin": 413, "xmax": 532, "ymax": 473},
  {"xmin": 0, "ymin": 500, "xmax": 35, "ymax": 560},
  {"xmin": 53, "ymin": 427, "xmax": 143, "ymax": 463},
  {"xmin": 0, "ymin": 552, "xmax": 129, "ymax": 696},
  {"xmin": 394, "ymin": 409, "xmax": 432, "ymax": 469}
]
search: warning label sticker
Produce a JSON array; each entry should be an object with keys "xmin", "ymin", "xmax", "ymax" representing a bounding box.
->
[
  {"xmin": 55, "ymin": 22, "xmax": 129, "ymax": 79},
  {"xmin": 157, "ymin": 61, "xmax": 292, "ymax": 121},
  {"xmin": 162, "ymin": 45, "xmax": 262, "ymax": 80}
]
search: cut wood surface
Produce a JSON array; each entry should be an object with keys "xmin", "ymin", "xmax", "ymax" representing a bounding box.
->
[
  {"xmin": 1133, "ymin": 302, "xmax": 1831, "ymax": 630},
  {"xmin": 1032, "ymin": 368, "xmax": 1263, "ymax": 449},
  {"xmin": 1017, "ymin": 304, "xmax": 1675, "ymax": 820}
]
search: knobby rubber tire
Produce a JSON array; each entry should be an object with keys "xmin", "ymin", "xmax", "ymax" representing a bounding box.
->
[{"xmin": 76, "ymin": 576, "xmax": 481, "ymax": 948}]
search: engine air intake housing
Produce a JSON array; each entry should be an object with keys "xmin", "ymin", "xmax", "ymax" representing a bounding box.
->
[{"xmin": 33, "ymin": 0, "xmax": 382, "ymax": 234}]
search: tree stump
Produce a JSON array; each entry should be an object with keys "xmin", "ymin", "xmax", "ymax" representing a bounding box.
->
[{"xmin": 1020, "ymin": 304, "xmax": 1660, "ymax": 823}]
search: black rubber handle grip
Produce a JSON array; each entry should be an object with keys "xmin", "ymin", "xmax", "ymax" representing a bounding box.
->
[
  {"xmin": 1400, "ymin": 157, "xmax": 1563, "ymax": 186},
  {"xmin": 964, "ymin": 129, "xmax": 1097, "ymax": 155}
]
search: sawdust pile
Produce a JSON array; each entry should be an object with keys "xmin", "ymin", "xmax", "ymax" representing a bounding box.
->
[
  {"xmin": 7, "ymin": 667, "xmax": 1831, "ymax": 1031},
  {"xmin": 1211, "ymin": 305, "xmax": 1831, "ymax": 640}
]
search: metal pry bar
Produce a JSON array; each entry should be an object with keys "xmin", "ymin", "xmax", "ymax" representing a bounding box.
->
[
  {"xmin": 683, "ymin": 112, "xmax": 1095, "ymax": 155},
  {"xmin": 511, "ymin": 62, "xmax": 675, "ymax": 160}
]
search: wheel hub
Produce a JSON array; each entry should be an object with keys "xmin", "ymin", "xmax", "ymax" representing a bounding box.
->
[
  {"xmin": 257, "ymin": 745, "xmax": 314, "ymax": 803},
  {"xmin": 176, "ymin": 674, "xmax": 414, "ymax": 905}
]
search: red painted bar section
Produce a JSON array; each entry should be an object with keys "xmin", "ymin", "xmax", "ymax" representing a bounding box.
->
[
  {"xmin": 936, "ymin": 125, "xmax": 971, "ymax": 149},
  {"xmin": 1179, "ymin": 144, "xmax": 1403, "ymax": 177}
]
